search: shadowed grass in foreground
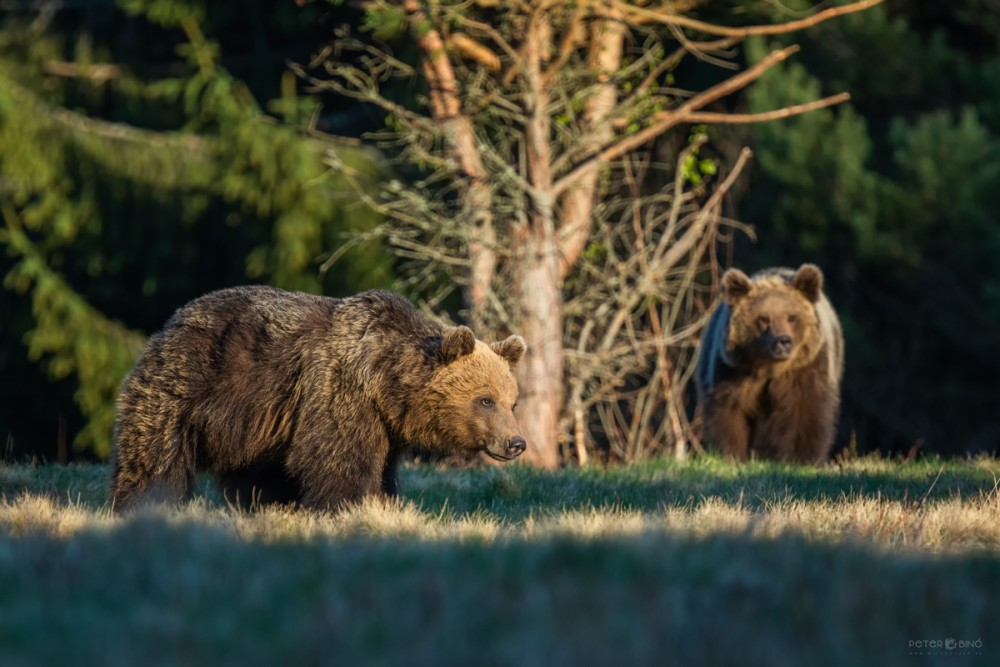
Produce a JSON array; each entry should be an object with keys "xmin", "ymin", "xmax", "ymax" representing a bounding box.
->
[{"xmin": 1, "ymin": 455, "xmax": 998, "ymax": 666}]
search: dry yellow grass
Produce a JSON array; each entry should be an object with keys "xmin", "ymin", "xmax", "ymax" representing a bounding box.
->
[
  {"xmin": 3, "ymin": 462, "xmax": 998, "ymax": 553},
  {"xmin": 2, "ymin": 456, "xmax": 998, "ymax": 666}
]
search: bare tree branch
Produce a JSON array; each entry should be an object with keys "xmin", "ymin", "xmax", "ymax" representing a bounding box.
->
[
  {"xmin": 447, "ymin": 33, "xmax": 502, "ymax": 72},
  {"xmin": 615, "ymin": 0, "xmax": 884, "ymax": 38},
  {"xmin": 552, "ymin": 45, "xmax": 802, "ymax": 196},
  {"xmin": 682, "ymin": 92, "xmax": 850, "ymax": 124},
  {"xmin": 453, "ymin": 15, "xmax": 520, "ymax": 62},
  {"xmin": 657, "ymin": 147, "xmax": 753, "ymax": 271}
]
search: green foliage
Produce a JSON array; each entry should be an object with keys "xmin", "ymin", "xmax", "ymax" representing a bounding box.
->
[
  {"xmin": 2, "ymin": 217, "xmax": 144, "ymax": 458},
  {"xmin": 745, "ymin": 36, "xmax": 878, "ymax": 256},
  {"xmin": 889, "ymin": 108, "xmax": 1000, "ymax": 247},
  {"xmin": 680, "ymin": 152, "xmax": 718, "ymax": 188},
  {"xmin": 119, "ymin": 0, "xmax": 206, "ymax": 27},
  {"xmin": 0, "ymin": 5, "xmax": 392, "ymax": 458},
  {"xmin": 364, "ymin": 2, "xmax": 408, "ymax": 42}
]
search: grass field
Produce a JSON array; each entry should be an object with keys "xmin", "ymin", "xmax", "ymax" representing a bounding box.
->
[{"xmin": 2, "ymin": 455, "xmax": 999, "ymax": 666}]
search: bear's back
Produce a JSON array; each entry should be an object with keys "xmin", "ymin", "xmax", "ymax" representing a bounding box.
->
[{"xmin": 166, "ymin": 285, "xmax": 336, "ymax": 342}]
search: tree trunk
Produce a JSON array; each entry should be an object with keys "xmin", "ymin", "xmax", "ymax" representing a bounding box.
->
[
  {"xmin": 557, "ymin": 7, "xmax": 625, "ymax": 279},
  {"xmin": 513, "ymin": 10, "xmax": 562, "ymax": 468},
  {"xmin": 404, "ymin": 0, "xmax": 496, "ymax": 331},
  {"xmin": 513, "ymin": 224, "xmax": 563, "ymax": 469},
  {"xmin": 514, "ymin": 8, "xmax": 626, "ymax": 466}
]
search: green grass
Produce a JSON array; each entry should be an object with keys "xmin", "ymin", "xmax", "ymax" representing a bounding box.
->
[{"xmin": 2, "ymin": 455, "xmax": 999, "ymax": 666}]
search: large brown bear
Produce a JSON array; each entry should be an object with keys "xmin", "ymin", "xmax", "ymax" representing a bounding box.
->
[
  {"xmin": 695, "ymin": 264, "xmax": 844, "ymax": 463},
  {"xmin": 108, "ymin": 287, "xmax": 527, "ymax": 512}
]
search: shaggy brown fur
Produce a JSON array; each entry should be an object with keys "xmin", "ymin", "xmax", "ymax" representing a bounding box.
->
[
  {"xmin": 108, "ymin": 287, "xmax": 527, "ymax": 512},
  {"xmin": 695, "ymin": 264, "xmax": 844, "ymax": 464}
]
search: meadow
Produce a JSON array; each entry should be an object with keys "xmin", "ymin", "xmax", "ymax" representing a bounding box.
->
[{"xmin": 1, "ymin": 454, "xmax": 998, "ymax": 666}]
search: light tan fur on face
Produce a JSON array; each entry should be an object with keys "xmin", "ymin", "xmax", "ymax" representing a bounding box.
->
[
  {"xmin": 405, "ymin": 341, "xmax": 522, "ymax": 455},
  {"xmin": 726, "ymin": 286, "xmax": 822, "ymax": 374},
  {"xmin": 430, "ymin": 341, "xmax": 519, "ymax": 408}
]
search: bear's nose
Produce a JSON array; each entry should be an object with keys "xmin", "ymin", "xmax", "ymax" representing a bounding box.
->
[
  {"xmin": 773, "ymin": 335, "xmax": 793, "ymax": 358},
  {"xmin": 506, "ymin": 437, "xmax": 527, "ymax": 457}
]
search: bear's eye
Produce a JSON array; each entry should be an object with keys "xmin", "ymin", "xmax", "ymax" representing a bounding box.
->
[
  {"xmin": 787, "ymin": 314, "xmax": 798, "ymax": 324},
  {"xmin": 756, "ymin": 315, "xmax": 770, "ymax": 329},
  {"xmin": 479, "ymin": 397, "xmax": 495, "ymax": 408}
]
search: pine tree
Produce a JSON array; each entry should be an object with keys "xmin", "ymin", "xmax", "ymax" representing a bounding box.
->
[{"xmin": 0, "ymin": 1, "xmax": 391, "ymax": 458}]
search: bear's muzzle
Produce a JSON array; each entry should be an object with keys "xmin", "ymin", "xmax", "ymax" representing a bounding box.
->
[
  {"xmin": 485, "ymin": 436, "xmax": 527, "ymax": 461},
  {"xmin": 770, "ymin": 335, "xmax": 793, "ymax": 359}
]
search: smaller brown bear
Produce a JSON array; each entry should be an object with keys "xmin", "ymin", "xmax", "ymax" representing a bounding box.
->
[
  {"xmin": 695, "ymin": 264, "xmax": 844, "ymax": 463},
  {"xmin": 108, "ymin": 287, "xmax": 527, "ymax": 512}
]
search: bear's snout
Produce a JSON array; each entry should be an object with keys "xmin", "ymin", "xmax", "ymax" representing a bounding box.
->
[
  {"xmin": 771, "ymin": 335, "xmax": 793, "ymax": 359},
  {"xmin": 506, "ymin": 437, "xmax": 527, "ymax": 458},
  {"xmin": 484, "ymin": 435, "xmax": 527, "ymax": 461}
]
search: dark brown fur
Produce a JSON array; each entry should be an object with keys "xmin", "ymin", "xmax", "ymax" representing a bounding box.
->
[
  {"xmin": 108, "ymin": 287, "xmax": 526, "ymax": 511},
  {"xmin": 695, "ymin": 264, "xmax": 844, "ymax": 464}
]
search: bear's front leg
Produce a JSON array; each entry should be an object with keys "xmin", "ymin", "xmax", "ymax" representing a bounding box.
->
[
  {"xmin": 287, "ymin": 401, "xmax": 393, "ymax": 511},
  {"xmin": 702, "ymin": 385, "xmax": 752, "ymax": 461},
  {"xmin": 787, "ymin": 393, "xmax": 838, "ymax": 464},
  {"xmin": 298, "ymin": 464, "xmax": 385, "ymax": 510},
  {"xmin": 755, "ymin": 372, "xmax": 837, "ymax": 464}
]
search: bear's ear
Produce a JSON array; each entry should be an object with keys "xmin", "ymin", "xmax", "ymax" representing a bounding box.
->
[
  {"xmin": 440, "ymin": 326, "xmax": 477, "ymax": 364},
  {"xmin": 792, "ymin": 263, "xmax": 823, "ymax": 303},
  {"xmin": 721, "ymin": 269, "xmax": 754, "ymax": 305},
  {"xmin": 491, "ymin": 335, "xmax": 526, "ymax": 367}
]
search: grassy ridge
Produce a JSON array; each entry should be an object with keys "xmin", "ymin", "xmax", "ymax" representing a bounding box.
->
[{"xmin": 1, "ymin": 456, "xmax": 999, "ymax": 666}]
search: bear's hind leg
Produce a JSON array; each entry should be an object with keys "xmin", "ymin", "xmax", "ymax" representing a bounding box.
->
[{"xmin": 109, "ymin": 426, "xmax": 197, "ymax": 512}]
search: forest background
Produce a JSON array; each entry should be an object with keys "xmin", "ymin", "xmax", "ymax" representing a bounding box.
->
[{"xmin": 1, "ymin": 0, "xmax": 996, "ymax": 464}]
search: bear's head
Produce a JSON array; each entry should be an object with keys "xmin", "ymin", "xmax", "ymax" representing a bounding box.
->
[
  {"xmin": 414, "ymin": 326, "xmax": 527, "ymax": 461},
  {"xmin": 722, "ymin": 264, "xmax": 823, "ymax": 366}
]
